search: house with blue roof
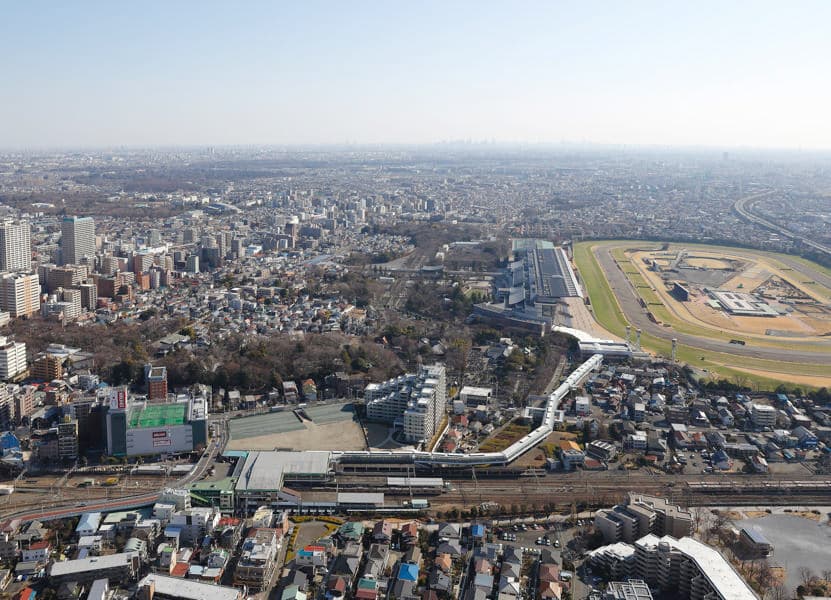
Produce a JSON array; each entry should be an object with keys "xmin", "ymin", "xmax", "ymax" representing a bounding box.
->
[
  {"xmin": 398, "ymin": 562, "xmax": 419, "ymax": 582},
  {"xmin": 0, "ymin": 432, "xmax": 20, "ymax": 452}
]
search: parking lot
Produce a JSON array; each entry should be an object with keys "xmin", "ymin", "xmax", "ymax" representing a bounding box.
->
[{"xmin": 490, "ymin": 519, "xmax": 583, "ymax": 561}]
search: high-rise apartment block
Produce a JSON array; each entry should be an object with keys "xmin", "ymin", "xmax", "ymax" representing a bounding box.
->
[
  {"xmin": 365, "ymin": 364, "xmax": 447, "ymax": 444},
  {"xmin": 0, "ymin": 220, "xmax": 31, "ymax": 272},
  {"xmin": 0, "ymin": 336, "xmax": 27, "ymax": 381},
  {"xmin": 60, "ymin": 216, "xmax": 96, "ymax": 266},
  {"xmin": 0, "ymin": 272, "xmax": 40, "ymax": 318}
]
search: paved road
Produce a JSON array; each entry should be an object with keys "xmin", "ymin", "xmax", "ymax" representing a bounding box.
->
[
  {"xmin": 735, "ymin": 193, "xmax": 831, "ymax": 259},
  {"xmin": 593, "ymin": 243, "xmax": 831, "ymax": 366}
]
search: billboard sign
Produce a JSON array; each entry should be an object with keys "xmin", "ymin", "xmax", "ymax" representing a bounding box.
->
[{"xmin": 109, "ymin": 387, "xmax": 127, "ymax": 410}]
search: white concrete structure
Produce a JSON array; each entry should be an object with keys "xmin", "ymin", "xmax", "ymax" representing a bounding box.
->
[
  {"xmin": 634, "ymin": 534, "xmax": 758, "ymax": 600},
  {"xmin": 460, "ymin": 386, "xmax": 492, "ymax": 406},
  {"xmin": 0, "ymin": 220, "xmax": 31, "ymax": 272},
  {"xmin": 0, "ymin": 337, "xmax": 26, "ymax": 380},
  {"xmin": 0, "ymin": 272, "xmax": 40, "ymax": 318},
  {"xmin": 60, "ymin": 216, "xmax": 96, "ymax": 266},
  {"xmin": 751, "ymin": 403, "xmax": 776, "ymax": 428},
  {"xmin": 367, "ymin": 364, "xmax": 447, "ymax": 444}
]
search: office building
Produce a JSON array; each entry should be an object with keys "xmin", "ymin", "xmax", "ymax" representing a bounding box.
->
[
  {"xmin": 60, "ymin": 216, "xmax": 96, "ymax": 266},
  {"xmin": 57, "ymin": 418, "xmax": 79, "ymax": 460},
  {"xmin": 0, "ymin": 221, "xmax": 31, "ymax": 272},
  {"xmin": 0, "ymin": 337, "xmax": 27, "ymax": 380},
  {"xmin": 79, "ymin": 282, "xmax": 97, "ymax": 310},
  {"xmin": 186, "ymin": 254, "xmax": 200, "ymax": 273},
  {"xmin": 0, "ymin": 272, "xmax": 40, "ymax": 318},
  {"xmin": 31, "ymin": 353, "xmax": 63, "ymax": 382}
]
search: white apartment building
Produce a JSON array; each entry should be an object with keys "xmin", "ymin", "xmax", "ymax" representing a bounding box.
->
[
  {"xmin": 595, "ymin": 494, "xmax": 693, "ymax": 544},
  {"xmin": 0, "ymin": 272, "xmax": 40, "ymax": 318},
  {"xmin": 750, "ymin": 403, "xmax": 776, "ymax": 428},
  {"xmin": 61, "ymin": 216, "xmax": 96, "ymax": 266},
  {"xmin": 366, "ymin": 365, "xmax": 447, "ymax": 445},
  {"xmin": 0, "ymin": 220, "xmax": 31, "ymax": 272},
  {"xmin": 0, "ymin": 337, "xmax": 27, "ymax": 380},
  {"xmin": 634, "ymin": 534, "xmax": 758, "ymax": 600}
]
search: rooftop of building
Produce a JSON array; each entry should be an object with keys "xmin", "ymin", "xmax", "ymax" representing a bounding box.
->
[
  {"xmin": 138, "ymin": 573, "xmax": 241, "ymax": 600},
  {"xmin": 235, "ymin": 451, "xmax": 331, "ymax": 492},
  {"xmin": 128, "ymin": 402, "xmax": 187, "ymax": 428},
  {"xmin": 49, "ymin": 552, "xmax": 135, "ymax": 578}
]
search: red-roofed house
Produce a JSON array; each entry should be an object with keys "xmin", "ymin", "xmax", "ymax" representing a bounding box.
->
[
  {"xmin": 21, "ymin": 540, "xmax": 50, "ymax": 563},
  {"xmin": 538, "ymin": 564, "xmax": 560, "ymax": 583},
  {"xmin": 170, "ymin": 562, "xmax": 190, "ymax": 578},
  {"xmin": 401, "ymin": 521, "xmax": 419, "ymax": 544},
  {"xmin": 434, "ymin": 553, "xmax": 452, "ymax": 573},
  {"xmin": 539, "ymin": 581, "xmax": 562, "ymax": 600},
  {"xmin": 327, "ymin": 575, "xmax": 347, "ymax": 599},
  {"xmin": 372, "ymin": 520, "xmax": 393, "ymax": 542},
  {"xmin": 15, "ymin": 588, "xmax": 36, "ymax": 600}
]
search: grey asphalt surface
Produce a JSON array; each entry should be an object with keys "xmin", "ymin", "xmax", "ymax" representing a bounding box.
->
[
  {"xmin": 742, "ymin": 515, "xmax": 831, "ymax": 589},
  {"xmin": 593, "ymin": 243, "xmax": 831, "ymax": 366}
]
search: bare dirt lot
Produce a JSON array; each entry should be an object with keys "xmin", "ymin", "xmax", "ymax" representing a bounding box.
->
[{"xmin": 226, "ymin": 418, "xmax": 367, "ymax": 451}]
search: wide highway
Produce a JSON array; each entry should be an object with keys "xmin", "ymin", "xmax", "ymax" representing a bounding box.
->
[
  {"xmin": 592, "ymin": 243, "xmax": 831, "ymax": 365},
  {"xmin": 734, "ymin": 193, "xmax": 831, "ymax": 260}
]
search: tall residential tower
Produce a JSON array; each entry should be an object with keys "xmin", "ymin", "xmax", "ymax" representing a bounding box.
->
[
  {"xmin": 0, "ymin": 220, "xmax": 31, "ymax": 272},
  {"xmin": 60, "ymin": 216, "xmax": 96, "ymax": 266}
]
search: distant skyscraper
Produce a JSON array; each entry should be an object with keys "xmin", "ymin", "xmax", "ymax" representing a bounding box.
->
[
  {"xmin": 60, "ymin": 216, "xmax": 96, "ymax": 266},
  {"xmin": 0, "ymin": 221, "xmax": 31, "ymax": 272}
]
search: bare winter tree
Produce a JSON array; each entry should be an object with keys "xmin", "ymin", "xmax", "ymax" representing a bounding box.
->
[
  {"xmin": 766, "ymin": 583, "xmax": 790, "ymax": 600},
  {"xmin": 799, "ymin": 566, "xmax": 816, "ymax": 587}
]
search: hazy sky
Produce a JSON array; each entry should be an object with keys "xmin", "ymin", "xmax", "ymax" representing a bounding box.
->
[{"xmin": 2, "ymin": 1, "xmax": 830, "ymax": 149}]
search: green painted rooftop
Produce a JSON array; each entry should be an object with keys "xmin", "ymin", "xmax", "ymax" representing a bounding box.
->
[{"xmin": 129, "ymin": 403, "xmax": 187, "ymax": 428}]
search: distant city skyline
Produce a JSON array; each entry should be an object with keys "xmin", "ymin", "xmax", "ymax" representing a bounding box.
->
[{"xmin": 2, "ymin": 1, "xmax": 830, "ymax": 149}]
